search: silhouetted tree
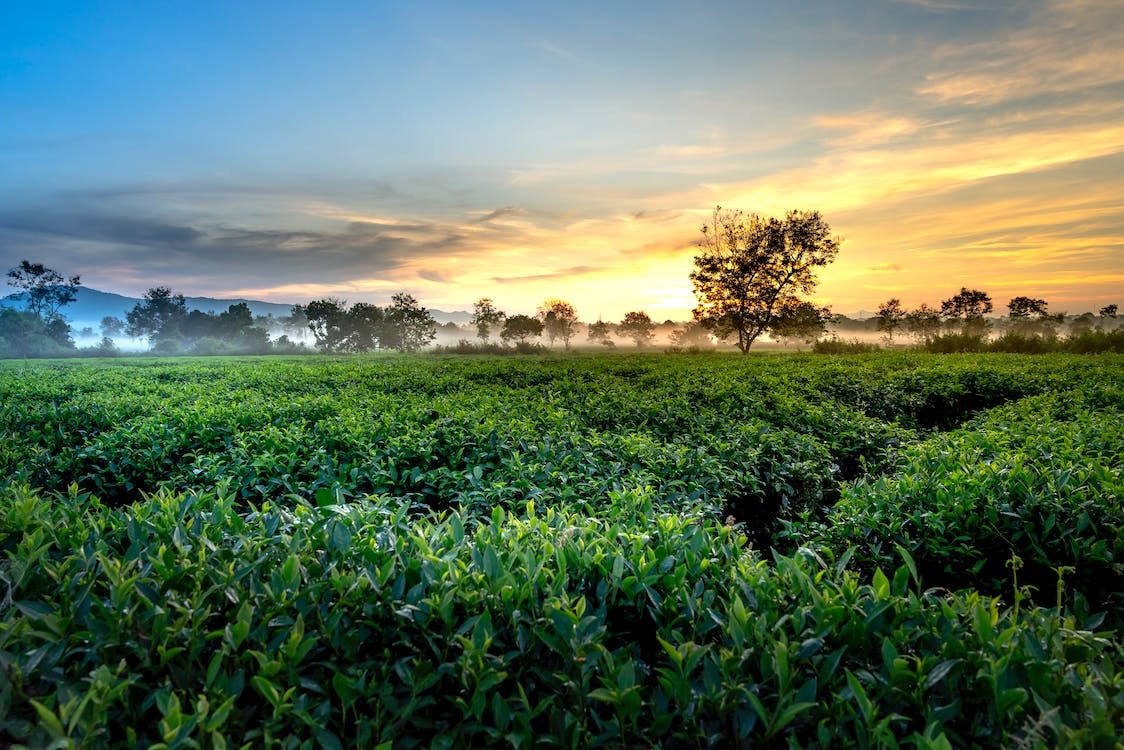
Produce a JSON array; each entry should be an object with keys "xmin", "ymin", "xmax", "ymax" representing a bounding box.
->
[
  {"xmin": 587, "ymin": 320, "xmax": 615, "ymax": 347},
  {"xmin": 500, "ymin": 314, "xmax": 543, "ymax": 345},
  {"xmin": 385, "ymin": 292, "xmax": 436, "ymax": 352},
  {"xmin": 538, "ymin": 299, "xmax": 578, "ymax": 349},
  {"xmin": 345, "ymin": 302, "xmax": 385, "ymax": 352},
  {"xmin": 770, "ymin": 301, "xmax": 832, "ymax": 346},
  {"xmin": 875, "ymin": 298, "xmax": 907, "ymax": 342},
  {"xmin": 618, "ymin": 311, "xmax": 655, "ymax": 348},
  {"xmin": 471, "ymin": 298, "xmax": 505, "ymax": 343},
  {"xmin": 6, "ymin": 260, "xmax": 81, "ymax": 323},
  {"xmin": 1099, "ymin": 304, "xmax": 1118, "ymax": 318},
  {"xmin": 690, "ymin": 207, "xmax": 840, "ymax": 352},
  {"xmin": 302, "ymin": 298, "xmax": 350, "ymax": 351},
  {"xmin": 126, "ymin": 287, "xmax": 188, "ymax": 343},
  {"xmin": 940, "ymin": 288, "xmax": 992, "ymax": 335},
  {"xmin": 905, "ymin": 303, "xmax": 943, "ymax": 343},
  {"xmin": 1007, "ymin": 296, "xmax": 1062, "ymax": 337}
]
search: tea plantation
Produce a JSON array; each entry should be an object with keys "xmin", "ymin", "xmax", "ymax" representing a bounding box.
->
[{"xmin": 0, "ymin": 352, "xmax": 1120, "ymax": 748}]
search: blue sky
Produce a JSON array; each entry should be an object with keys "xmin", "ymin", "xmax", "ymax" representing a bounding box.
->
[{"xmin": 2, "ymin": 0, "xmax": 1122, "ymax": 319}]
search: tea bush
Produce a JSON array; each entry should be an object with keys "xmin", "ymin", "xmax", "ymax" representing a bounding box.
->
[{"xmin": 1, "ymin": 353, "xmax": 1121, "ymax": 747}]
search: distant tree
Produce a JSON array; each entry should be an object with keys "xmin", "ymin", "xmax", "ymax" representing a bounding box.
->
[
  {"xmin": 669, "ymin": 321, "xmax": 712, "ymax": 348},
  {"xmin": 1007, "ymin": 296, "xmax": 1049, "ymax": 319},
  {"xmin": 587, "ymin": 320, "xmax": 615, "ymax": 347},
  {"xmin": 940, "ymin": 288, "xmax": 993, "ymax": 335},
  {"xmin": 6, "ymin": 260, "xmax": 81, "ymax": 323},
  {"xmin": 281, "ymin": 306, "xmax": 310, "ymax": 338},
  {"xmin": 1007, "ymin": 296, "xmax": 1062, "ymax": 336},
  {"xmin": 500, "ymin": 314, "xmax": 543, "ymax": 345},
  {"xmin": 385, "ymin": 292, "xmax": 436, "ymax": 352},
  {"xmin": 0, "ymin": 309, "xmax": 75, "ymax": 357},
  {"xmin": 471, "ymin": 298, "xmax": 506, "ymax": 343},
  {"xmin": 690, "ymin": 207, "xmax": 840, "ymax": 353},
  {"xmin": 770, "ymin": 301, "xmax": 832, "ymax": 346},
  {"xmin": 905, "ymin": 303, "xmax": 943, "ymax": 343},
  {"xmin": 617, "ymin": 311, "xmax": 655, "ymax": 348},
  {"xmin": 538, "ymin": 299, "xmax": 578, "ymax": 349},
  {"xmin": 126, "ymin": 287, "xmax": 188, "ymax": 343},
  {"xmin": 346, "ymin": 302, "xmax": 385, "ymax": 352},
  {"xmin": 1099, "ymin": 304, "xmax": 1118, "ymax": 318},
  {"xmin": 100, "ymin": 316, "xmax": 125, "ymax": 339},
  {"xmin": 875, "ymin": 298, "xmax": 907, "ymax": 342},
  {"xmin": 303, "ymin": 298, "xmax": 350, "ymax": 351}
]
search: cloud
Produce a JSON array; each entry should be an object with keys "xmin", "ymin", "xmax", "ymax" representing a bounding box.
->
[
  {"xmin": 867, "ymin": 263, "xmax": 904, "ymax": 273},
  {"xmin": 492, "ymin": 265, "xmax": 600, "ymax": 284},
  {"xmin": 916, "ymin": 0, "xmax": 1124, "ymax": 105}
]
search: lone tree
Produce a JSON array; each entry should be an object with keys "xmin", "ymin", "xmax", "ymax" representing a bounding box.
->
[
  {"xmin": 690, "ymin": 207, "xmax": 840, "ymax": 352},
  {"xmin": 617, "ymin": 311, "xmax": 655, "ymax": 348},
  {"xmin": 6, "ymin": 260, "xmax": 81, "ymax": 322},
  {"xmin": 875, "ymin": 298, "xmax": 907, "ymax": 342},
  {"xmin": 538, "ymin": 299, "xmax": 578, "ymax": 349},
  {"xmin": 500, "ymin": 314, "xmax": 543, "ymax": 345},
  {"xmin": 471, "ymin": 298, "xmax": 506, "ymax": 343}
]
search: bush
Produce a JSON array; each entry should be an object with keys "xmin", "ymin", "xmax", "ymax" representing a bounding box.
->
[
  {"xmin": 924, "ymin": 332, "xmax": 988, "ymax": 353},
  {"xmin": 812, "ymin": 394, "xmax": 1124, "ymax": 618},
  {"xmin": 812, "ymin": 337, "xmax": 880, "ymax": 354}
]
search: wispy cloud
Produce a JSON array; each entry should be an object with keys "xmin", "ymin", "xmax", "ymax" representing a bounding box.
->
[{"xmin": 917, "ymin": 0, "xmax": 1124, "ymax": 105}]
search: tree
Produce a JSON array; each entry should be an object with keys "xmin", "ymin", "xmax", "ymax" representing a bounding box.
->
[
  {"xmin": 100, "ymin": 316, "xmax": 125, "ymax": 339},
  {"xmin": 345, "ymin": 302, "xmax": 385, "ymax": 352},
  {"xmin": 690, "ymin": 207, "xmax": 840, "ymax": 353},
  {"xmin": 385, "ymin": 292, "xmax": 436, "ymax": 352},
  {"xmin": 1098, "ymin": 304, "xmax": 1118, "ymax": 318},
  {"xmin": 770, "ymin": 301, "xmax": 831, "ymax": 346},
  {"xmin": 471, "ymin": 298, "xmax": 505, "ymax": 343},
  {"xmin": 587, "ymin": 320, "xmax": 615, "ymax": 347},
  {"xmin": 500, "ymin": 314, "xmax": 543, "ymax": 345},
  {"xmin": 538, "ymin": 299, "xmax": 578, "ymax": 349},
  {"xmin": 1007, "ymin": 296, "xmax": 1061, "ymax": 337},
  {"xmin": 302, "ymin": 298, "xmax": 350, "ymax": 351},
  {"xmin": 875, "ymin": 298, "xmax": 907, "ymax": 342},
  {"xmin": 126, "ymin": 287, "xmax": 188, "ymax": 343},
  {"xmin": 6, "ymin": 260, "xmax": 81, "ymax": 323},
  {"xmin": 669, "ymin": 321, "xmax": 712, "ymax": 348},
  {"xmin": 940, "ymin": 288, "xmax": 992, "ymax": 335},
  {"xmin": 905, "ymin": 303, "xmax": 943, "ymax": 343},
  {"xmin": 617, "ymin": 311, "xmax": 655, "ymax": 348}
]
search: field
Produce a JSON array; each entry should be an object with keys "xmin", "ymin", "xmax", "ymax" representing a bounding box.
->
[{"xmin": 0, "ymin": 352, "xmax": 1121, "ymax": 748}]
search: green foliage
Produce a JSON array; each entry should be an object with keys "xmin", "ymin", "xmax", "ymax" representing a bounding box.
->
[{"xmin": 0, "ymin": 352, "xmax": 1121, "ymax": 747}]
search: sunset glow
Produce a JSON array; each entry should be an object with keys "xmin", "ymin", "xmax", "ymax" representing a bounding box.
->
[{"xmin": 2, "ymin": 0, "xmax": 1121, "ymax": 319}]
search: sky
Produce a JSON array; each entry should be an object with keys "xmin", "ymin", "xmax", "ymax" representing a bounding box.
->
[{"xmin": 2, "ymin": 0, "xmax": 1122, "ymax": 321}]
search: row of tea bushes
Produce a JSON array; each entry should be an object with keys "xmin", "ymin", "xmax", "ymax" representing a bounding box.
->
[
  {"xmin": 806, "ymin": 391, "xmax": 1124, "ymax": 621},
  {"xmin": 2, "ymin": 353, "xmax": 1118, "ymax": 548},
  {"xmin": 1, "ymin": 484, "xmax": 1120, "ymax": 748}
]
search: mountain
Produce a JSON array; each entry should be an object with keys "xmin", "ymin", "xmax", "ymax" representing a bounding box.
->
[{"xmin": 1, "ymin": 287, "xmax": 472, "ymax": 329}]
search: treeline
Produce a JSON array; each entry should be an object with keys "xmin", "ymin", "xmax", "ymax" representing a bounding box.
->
[
  {"xmin": 856, "ymin": 288, "xmax": 1123, "ymax": 353},
  {"xmin": 3, "ymin": 259, "xmax": 1121, "ymax": 358}
]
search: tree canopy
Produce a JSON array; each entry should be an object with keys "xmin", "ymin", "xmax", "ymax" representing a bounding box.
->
[
  {"xmin": 538, "ymin": 300, "xmax": 578, "ymax": 349},
  {"xmin": 6, "ymin": 260, "xmax": 81, "ymax": 323},
  {"xmin": 690, "ymin": 207, "xmax": 840, "ymax": 352},
  {"xmin": 618, "ymin": 311, "xmax": 655, "ymax": 348}
]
